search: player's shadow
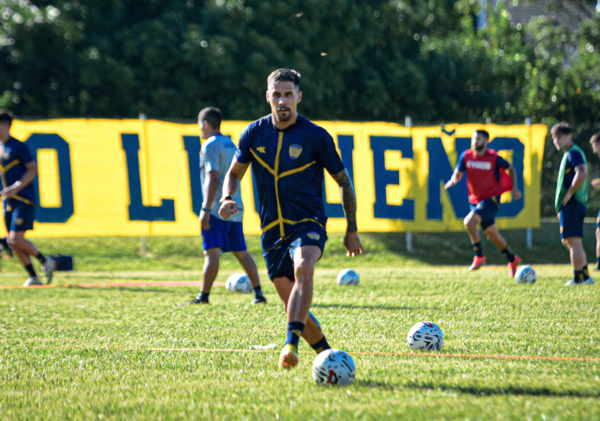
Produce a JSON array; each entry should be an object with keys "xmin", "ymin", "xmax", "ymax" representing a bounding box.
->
[
  {"xmin": 311, "ymin": 303, "xmax": 425, "ymax": 311},
  {"xmin": 403, "ymin": 381, "xmax": 600, "ymax": 398}
]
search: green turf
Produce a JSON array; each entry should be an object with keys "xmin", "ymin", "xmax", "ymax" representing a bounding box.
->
[
  {"xmin": 2, "ymin": 242, "xmax": 600, "ymax": 419},
  {"xmin": 0, "ymin": 222, "xmax": 597, "ymax": 273}
]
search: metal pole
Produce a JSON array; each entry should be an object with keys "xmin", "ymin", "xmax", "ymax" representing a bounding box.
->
[
  {"xmin": 404, "ymin": 115, "xmax": 414, "ymax": 251},
  {"xmin": 139, "ymin": 113, "xmax": 148, "ymax": 256},
  {"xmin": 526, "ymin": 228, "xmax": 533, "ymax": 250}
]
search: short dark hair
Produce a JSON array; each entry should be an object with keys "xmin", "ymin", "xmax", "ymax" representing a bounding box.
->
[
  {"xmin": 590, "ymin": 132, "xmax": 600, "ymax": 144},
  {"xmin": 198, "ymin": 107, "xmax": 222, "ymax": 129},
  {"xmin": 267, "ymin": 68, "xmax": 301, "ymax": 89},
  {"xmin": 475, "ymin": 129, "xmax": 489, "ymax": 140},
  {"xmin": 0, "ymin": 110, "xmax": 15, "ymax": 127},
  {"xmin": 551, "ymin": 122, "xmax": 572, "ymax": 136}
]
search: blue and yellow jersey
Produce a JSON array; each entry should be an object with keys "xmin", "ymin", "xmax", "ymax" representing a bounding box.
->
[
  {"xmin": 235, "ymin": 114, "xmax": 345, "ymax": 249},
  {"xmin": 0, "ymin": 137, "xmax": 36, "ymax": 211}
]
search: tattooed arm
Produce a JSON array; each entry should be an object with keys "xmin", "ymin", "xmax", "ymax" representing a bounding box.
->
[{"xmin": 331, "ymin": 169, "xmax": 363, "ymax": 257}]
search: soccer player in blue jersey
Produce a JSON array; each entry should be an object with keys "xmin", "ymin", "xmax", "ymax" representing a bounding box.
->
[
  {"xmin": 185, "ymin": 107, "xmax": 266, "ymax": 305},
  {"xmin": 219, "ymin": 69, "xmax": 363, "ymax": 369},
  {"xmin": 0, "ymin": 110, "xmax": 54, "ymax": 286}
]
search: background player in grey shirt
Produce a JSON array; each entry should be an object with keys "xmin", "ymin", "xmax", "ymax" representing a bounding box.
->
[{"xmin": 186, "ymin": 107, "xmax": 266, "ymax": 304}]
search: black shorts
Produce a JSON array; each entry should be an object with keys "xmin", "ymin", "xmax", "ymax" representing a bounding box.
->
[
  {"xmin": 559, "ymin": 198, "xmax": 586, "ymax": 239},
  {"xmin": 471, "ymin": 196, "xmax": 500, "ymax": 231},
  {"xmin": 4, "ymin": 203, "xmax": 35, "ymax": 232},
  {"xmin": 263, "ymin": 222, "xmax": 327, "ymax": 282}
]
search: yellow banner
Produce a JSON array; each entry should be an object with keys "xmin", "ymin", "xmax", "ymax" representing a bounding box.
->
[{"xmin": 4, "ymin": 119, "xmax": 546, "ymax": 237}]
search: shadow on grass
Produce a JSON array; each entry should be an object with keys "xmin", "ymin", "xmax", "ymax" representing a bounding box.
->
[
  {"xmin": 404, "ymin": 381, "xmax": 600, "ymax": 398},
  {"xmin": 312, "ymin": 303, "xmax": 426, "ymax": 311},
  {"xmin": 355, "ymin": 379, "xmax": 599, "ymax": 398}
]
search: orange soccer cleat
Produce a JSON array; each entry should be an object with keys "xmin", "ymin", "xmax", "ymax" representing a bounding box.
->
[
  {"xmin": 508, "ymin": 255, "xmax": 521, "ymax": 278},
  {"xmin": 469, "ymin": 256, "xmax": 486, "ymax": 271}
]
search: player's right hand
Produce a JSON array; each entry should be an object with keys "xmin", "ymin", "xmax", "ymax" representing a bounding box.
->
[
  {"xmin": 443, "ymin": 180, "xmax": 453, "ymax": 190},
  {"xmin": 200, "ymin": 211, "xmax": 211, "ymax": 230},
  {"xmin": 218, "ymin": 201, "xmax": 238, "ymax": 220},
  {"xmin": 592, "ymin": 178, "xmax": 600, "ymax": 189}
]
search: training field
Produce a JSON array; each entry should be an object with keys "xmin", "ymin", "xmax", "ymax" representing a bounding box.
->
[{"xmin": 1, "ymin": 229, "xmax": 600, "ymax": 420}]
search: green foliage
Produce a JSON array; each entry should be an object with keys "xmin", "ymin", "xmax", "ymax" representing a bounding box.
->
[{"xmin": 1, "ymin": 0, "xmax": 598, "ymax": 123}]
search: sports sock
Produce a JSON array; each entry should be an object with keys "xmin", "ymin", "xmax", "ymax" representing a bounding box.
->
[
  {"xmin": 596, "ymin": 257, "xmax": 600, "ymax": 270},
  {"xmin": 25, "ymin": 264, "xmax": 37, "ymax": 278},
  {"xmin": 285, "ymin": 322, "xmax": 305, "ymax": 347},
  {"xmin": 574, "ymin": 270, "xmax": 584, "ymax": 284},
  {"xmin": 310, "ymin": 335, "xmax": 331, "ymax": 354},
  {"xmin": 197, "ymin": 292, "xmax": 209, "ymax": 301},
  {"xmin": 582, "ymin": 265, "xmax": 590, "ymax": 280},
  {"xmin": 0, "ymin": 237, "xmax": 8, "ymax": 249},
  {"xmin": 35, "ymin": 252, "xmax": 46, "ymax": 264},
  {"xmin": 252, "ymin": 286, "xmax": 264, "ymax": 300},
  {"xmin": 501, "ymin": 246, "xmax": 515, "ymax": 263},
  {"xmin": 472, "ymin": 242, "xmax": 484, "ymax": 257}
]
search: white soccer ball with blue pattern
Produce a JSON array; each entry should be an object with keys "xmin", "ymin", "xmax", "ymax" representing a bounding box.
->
[
  {"xmin": 407, "ymin": 321, "xmax": 443, "ymax": 351},
  {"xmin": 312, "ymin": 349, "xmax": 356, "ymax": 386},
  {"xmin": 225, "ymin": 273, "xmax": 252, "ymax": 293},
  {"xmin": 337, "ymin": 268, "xmax": 359, "ymax": 286},
  {"xmin": 515, "ymin": 265, "xmax": 537, "ymax": 284}
]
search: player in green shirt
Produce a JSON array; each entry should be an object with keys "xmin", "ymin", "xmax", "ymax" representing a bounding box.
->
[{"xmin": 553, "ymin": 122, "xmax": 594, "ymax": 285}]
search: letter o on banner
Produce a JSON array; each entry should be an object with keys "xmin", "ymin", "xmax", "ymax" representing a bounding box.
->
[{"xmin": 25, "ymin": 134, "xmax": 75, "ymax": 223}]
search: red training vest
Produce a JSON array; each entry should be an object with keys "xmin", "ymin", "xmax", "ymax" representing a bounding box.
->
[{"xmin": 462, "ymin": 149, "xmax": 512, "ymax": 204}]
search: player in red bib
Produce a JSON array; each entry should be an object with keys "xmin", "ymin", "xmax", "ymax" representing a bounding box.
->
[{"xmin": 445, "ymin": 130, "xmax": 523, "ymax": 277}]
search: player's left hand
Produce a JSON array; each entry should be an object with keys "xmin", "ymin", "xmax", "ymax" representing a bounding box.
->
[
  {"xmin": 513, "ymin": 189, "xmax": 522, "ymax": 201},
  {"xmin": 344, "ymin": 232, "xmax": 363, "ymax": 257}
]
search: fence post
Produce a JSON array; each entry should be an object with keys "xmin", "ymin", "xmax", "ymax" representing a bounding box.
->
[
  {"xmin": 404, "ymin": 115, "xmax": 415, "ymax": 252},
  {"xmin": 139, "ymin": 112, "xmax": 148, "ymax": 256},
  {"xmin": 526, "ymin": 228, "xmax": 533, "ymax": 250}
]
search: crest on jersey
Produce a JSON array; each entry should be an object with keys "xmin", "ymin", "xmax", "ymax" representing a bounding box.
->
[
  {"xmin": 307, "ymin": 232, "xmax": 320, "ymax": 241},
  {"xmin": 16, "ymin": 218, "xmax": 23, "ymax": 225},
  {"xmin": 3, "ymin": 151, "xmax": 10, "ymax": 160},
  {"xmin": 289, "ymin": 144, "xmax": 302, "ymax": 159}
]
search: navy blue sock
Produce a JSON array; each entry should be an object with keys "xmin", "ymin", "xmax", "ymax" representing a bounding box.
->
[
  {"xmin": 253, "ymin": 286, "xmax": 264, "ymax": 299},
  {"xmin": 574, "ymin": 270, "xmax": 584, "ymax": 283},
  {"xmin": 596, "ymin": 257, "xmax": 600, "ymax": 269},
  {"xmin": 472, "ymin": 242, "xmax": 484, "ymax": 257},
  {"xmin": 582, "ymin": 265, "xmax": 590, "ymax": 280},
  {"xmin": 25, "ymin": 264, "xmax": 37, "ymax": 277},
  {"xmin": 501, "ymin": 247, "xmax": 515, "ymax": 263},
  {"xmin": 310, "ymin": 335, "xmax": 331, "ymax": 354},
  {"xmin": 197, "ymin": 292, "xmax": 209, "ymax": 301},
  {"xmin": 35, "ymin": 252, "xmax": 46, "ymax": 264},
  {"xmin": 285, "ymin": 322, "xmax": 305, "ymax": 347}
]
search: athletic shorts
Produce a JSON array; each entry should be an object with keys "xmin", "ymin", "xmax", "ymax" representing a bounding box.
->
[
  {"xmin": 263, "ymin": 221, "xmax": 327, "ymax": 282},
  {"xmin": 202, "ymin": 214, "xmax": 247, "ymax": 252},
  {"xmin": 596, "ymin": 208, "xmax": 600, "ymax": 229},
  {"xmin": 471, "ymin": 196, "xmax": 500, "ymax": 231},
  {"xmin": 559, "ymin": 198, "xmax": 586, "ymax": 239},
  {"xmin": 4, "ymin": 203, "xmax": 35, "ymax": 232}
]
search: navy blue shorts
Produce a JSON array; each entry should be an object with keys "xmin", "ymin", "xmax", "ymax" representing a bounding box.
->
[
  {"xmin": 596, "ymin": 209, "xmax": 600, "ymax": 229},
  {"xmin": 4, "ymin": 203, "xmax": 35, "ymax": 232},
  {"xmin": 559, "ymin": 199, "xmax": 586, "ymax": 239},
  {"xmin": 471, "ymin": 197, "xmax": 500, "ymax": 231},
  {"xmin": 263, "ymin": 222, "xmax": 327, "ymax": 282},
  {"xmin": 202, "ymin": 214, "xmax": 247, "ymax": 252}
]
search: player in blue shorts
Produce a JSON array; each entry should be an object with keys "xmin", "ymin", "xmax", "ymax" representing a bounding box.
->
[
  {"xmin": 0, "ymin": 110, "xmax": 54, "ymax": 286},
  {"xmin": 219, "ymin": 69, "xmax": 363, "ymax": 369},
  {"xmin": 185, "ymin": 107, "xmax": 266, "ymax": 305},
  {"xmin": 589, "ymin": 132, "xmax": 600, "ymax": 270},
  {"xmin": 553, "ymin": 122, "xmax": 594, "ymax": 285}
]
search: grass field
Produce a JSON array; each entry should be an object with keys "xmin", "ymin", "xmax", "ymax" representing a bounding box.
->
[{"xmin": 2, "ymin": 225, "xmax": 600, "ymax": 420}]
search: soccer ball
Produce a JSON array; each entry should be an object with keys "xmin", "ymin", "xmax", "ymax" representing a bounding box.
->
[
  {"xmin": 515, "ymin": 265, "xmax": 537, "ymax": 284},
  {"xmin": 312, "ymin": 349, "xmax": 356, "ymax": 386},
  {"xmin": 407, "ymin": 321, "xmax": 444, "ymax": 351},
  {"xmin": 337, "ymin": 268, "xmax": 359, "ymax": 286},
  {"xmin": 225, "ymin": 273, "xmax": 252, "ymax": 293}
]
